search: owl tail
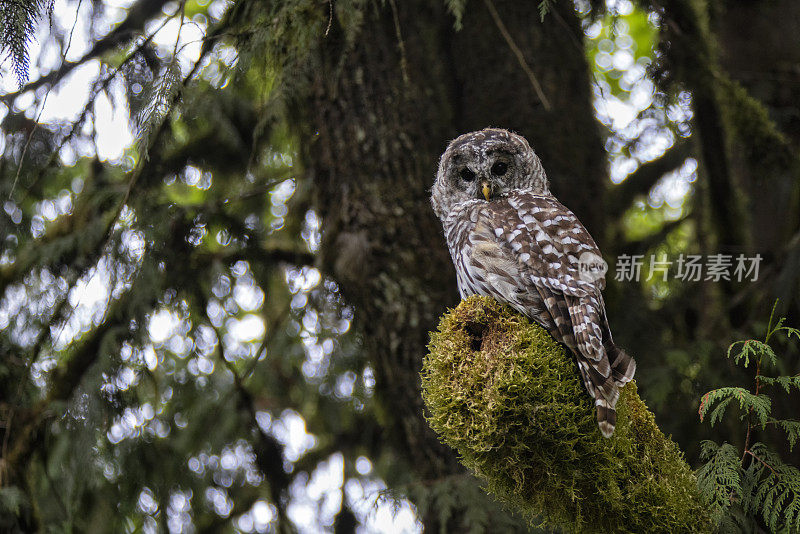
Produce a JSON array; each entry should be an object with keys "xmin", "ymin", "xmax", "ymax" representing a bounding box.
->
[
  {"xmin": 606, "ymin": 340, "xmax": 636, "ymax": 385},
  {"xmin": 576, "ymin": 359, "xmax": 621, "ymax": 437},
  {"xmin": 596, "ymin": 339, "xmax": 636, "ymax": 437},
  {"xmin": 595, "ymin": 397, "xmax": 617, "ymax": 438}
]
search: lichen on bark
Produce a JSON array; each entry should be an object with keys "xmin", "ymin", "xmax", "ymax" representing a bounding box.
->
[{"xmin": 422, "ymin": 296, "xmax": 713, "ymax": 533}]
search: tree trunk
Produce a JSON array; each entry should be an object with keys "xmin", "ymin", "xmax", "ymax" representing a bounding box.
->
[
  {"xmin": 716, "ymin": 0, "xmax": 800, "ymax": 314},
  {"xmin": 289, "ymin": 0, "xmax": 605, "ymax": 526}
]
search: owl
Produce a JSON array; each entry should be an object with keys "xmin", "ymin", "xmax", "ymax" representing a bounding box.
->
[{"xmin": 430, "ymin": 128, "xmax": 636, "ymax": 437}]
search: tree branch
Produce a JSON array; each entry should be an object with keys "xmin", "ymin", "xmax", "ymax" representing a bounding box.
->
[
  {"xmin": 482, "ymin": 0, "xmax": 552, "ymax": 110},
  {"xmin": 196, "ymin": 247, "xmax": 315, "ymax": 269},
  {"xmin": 0, "ymin": 0, "xmax": 172, "ymax": 104},
  {"xmin": 610, "ymin": 140, "xmax": 693, "ymax": 213},
  {"xmin": 4, "ymin": 291, "xmax": 129, "ymax": 480},
  {"xmin": 622, "ymin": 217, "xmax": 689, "ymax": 256},
  {"xmin": 424, "ymin": 297, "xmax": 714, "ymax": 532},
  {"xmin": 655, "ymin": 0, "xmax": 750, "ymax": 249},
  {"xmin": 202, "ymin": 296, "xmax": 294, "ymax": 532}
]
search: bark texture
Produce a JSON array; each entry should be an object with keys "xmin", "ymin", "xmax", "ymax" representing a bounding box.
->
[
  {"xmin": 717, "ymin": 0, "xmax": 800, "ymax": 297},
  {"xmin": 289, "ymin": 0, "xmax": 606, "ymax": 522}
]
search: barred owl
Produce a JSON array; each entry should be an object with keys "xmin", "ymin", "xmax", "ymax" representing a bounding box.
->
[{"xmin": 431, "ymin": 128, "xmax": 636, "ymax": 437}]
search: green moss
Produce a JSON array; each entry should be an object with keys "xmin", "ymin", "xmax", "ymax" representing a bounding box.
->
[
  {"xmin": 719, "ymin": 78, "xmax": 794, "ymax": 169},
  {"xmin": 422, "ymin": 296, "xmax": 713, "ymax": 533}
]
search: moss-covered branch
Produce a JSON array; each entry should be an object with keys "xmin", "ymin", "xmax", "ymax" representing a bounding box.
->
[{"xmin": 422, "ymin": 296, "xmax": 713, "ymax": 533}]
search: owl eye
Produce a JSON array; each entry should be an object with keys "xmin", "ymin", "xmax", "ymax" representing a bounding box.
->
[
  {"xmin": 459, "ymin": 168, "xmax": 476, "ymax": 182},
  {"xmin": 491, "ymin": 162, "xmax": 508, "ymax": 176}
]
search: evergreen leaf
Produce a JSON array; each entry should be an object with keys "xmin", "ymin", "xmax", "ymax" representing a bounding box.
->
[
  {"xmin": 696, "ymin": 441, "xmax": 742, "ymax": 525},
  {"xmin": 698, "ymin": 387, "xmax": 771, "ymax": 426},
  {"xmin": 759, "ymin": 374, "xmax": 800, "ymax": 394},
  {"xmin": 136, "ymin": 58, "xmax": 182, "ymax": 158},
  {"xmin": 0, "ymin": 0, "xmax": 53, "ymax": 84},
  {"xmin": 538, "ymin": 0, "xmax": 553, "ymax": 21},
  {"xmin": 744, "ymin": 443, "xmax": 800, "ymax": 531},
  {"xmin": 443, "ymin": 0, "xmax": 467, "ymax": 30},
  {"xmin": 707, "ymin": 396, "xmax": 733, "ymax": 427},
  {"xmin": 771, "ymin": 419, "xmax": 800, "ymax": 452},
  {"xmin": 765, "ymin": 301, "xmax": 800, "ymax": 342},
  {"xmin": 726, "ymin": 339, "xmax": 778, "ymax": 368}
]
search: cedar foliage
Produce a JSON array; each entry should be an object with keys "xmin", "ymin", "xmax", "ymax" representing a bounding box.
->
[
  {"xmin": 0, "ymin": 0, "xmax": 54, "ymax": 84},
  {"xmin": 697, "ymin": 303, "xmax": 800, "ymax": 532}
]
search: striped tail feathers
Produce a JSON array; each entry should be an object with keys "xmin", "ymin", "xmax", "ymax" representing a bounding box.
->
[
  {"xmin": 601, "ymin": 317, "xmax": 637, "ymax": 386},
  {"xmin": 587, "ymin": 371, "xmax": 620, "ymax": 438},
  {"xmin": 576, "ymin": 359, "xmax": 620, "ymax": 438},
  {"xmin": 536, "ymin": 292, "xmax": 636, "ymax": 439},
  {"xmin": 608, "ymin": 343, "xmax": 636, "ymax": 385},
  {"xmin": 530, "ymin": 284, "xmax": 578, "ymax": 351},
  {"xmin": 595, "ymin": 397, "xmax": 617, "ymax": 438},
  {"xmin": 578, "ymin": 357, "xmax": 619, "ymax": 407},
  {"xmin": 577, "ymin": 347, "xmax": 634, "ymax": 438},
  {"xmin": 592, "ymin": 339, "xmax": 636, "ymax": 438}
]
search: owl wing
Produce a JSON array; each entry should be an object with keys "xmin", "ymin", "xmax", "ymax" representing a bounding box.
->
[
  {"xmin": 466, "ymin": 191, "xmax": 635, "ymax": 436},
  {"xmin": 479, "ymin": 192, "xmax": 607, "ymax": 359}
]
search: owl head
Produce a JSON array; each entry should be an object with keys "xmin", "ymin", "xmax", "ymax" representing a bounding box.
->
[{"xmin": 431, "ymin": 128, "xmax": 550, "ymax": 220}]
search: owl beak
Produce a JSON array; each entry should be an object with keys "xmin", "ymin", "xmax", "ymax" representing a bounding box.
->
[{"xmin": 481, "ymin": 181, "xmax": 492, "ymax": 201}]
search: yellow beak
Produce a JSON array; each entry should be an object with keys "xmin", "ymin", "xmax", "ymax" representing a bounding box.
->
[{"xmin": 482, "ymin": 181, "xmax": 491, "ymax": 201}]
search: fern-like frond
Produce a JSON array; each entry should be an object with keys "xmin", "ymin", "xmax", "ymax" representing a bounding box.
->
[
  {"xmin": 697, "ymin": 441, "xmax": 742, "ymax": 525},
  {"xmin": 769, "ymin": 419, "xmax": 800, "ymax": 452},
  {"xmin": 744, "ymin": 443, "xmax": 800, "ymax": 532},
  {"xmin": 0, "ymin": 0, "xmax": 53, "ymax": 84},
  {"xmin": 759, "ymin": 374, "xmax": 800, "ymax": 394},
  {"xmin": 771, "ymin": 321, "xmax": 800, "ymax": 343},
  {"xmin": 538, "ymin": 0, "xmax": 554, "ymax": 21},
  {"xmin": 443, "ymin": 0, "xmax": 467, "ymax": 30},
  {"xmin": 765, "ymin": 300, "xmax": 800, "ymax": 342},
  {"xmin": 707, "ymin": 396, "xmax": 734, "ymax": 427},
  {"xmin": 699, "ymin": 304, "xmax": 800, "ymax": 532},
  {"xmin": 136, "ymin": 58, "xmax": 181, "ymax": 158},
  {"xmin": 699, "ymin": 387, "xmax": 771, "ymax": 426},
  {"xmin": 783, "ymin": 325, "xmax": 800, "ymax": 341},
  {"xmin": 727, "ymin": 339, "xmax": 778, "ymax": 368}
]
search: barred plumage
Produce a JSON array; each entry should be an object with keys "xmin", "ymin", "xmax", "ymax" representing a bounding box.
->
[{"xmin": 431, "ymin": 128, "xmax": 636, "ymax": 437}]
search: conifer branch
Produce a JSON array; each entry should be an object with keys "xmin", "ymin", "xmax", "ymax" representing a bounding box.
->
[
  {"xmin": 1, "ymin": 13, "xmax": 233, "ymax": 492},
  {"xmin": 3, "ymin": 291, "xmax": 129, "ymax": 480},
  {"xmin": 0, "ymin": 0, "xmax": 171, "ymax": 103},
  {"xmin": 7, "ymin": 4, "xmax": 185, "ymax": 207},
  {"xmin": 0, "ymin": 0, "xmax": 54, "ymax": 84},
  {"xmin": 697, "ymin": 301, "xmax": 800, "ymax": 531},
  {"xmin": 202, "ymin": 296, "xmax": 293, "ymax": 531}
]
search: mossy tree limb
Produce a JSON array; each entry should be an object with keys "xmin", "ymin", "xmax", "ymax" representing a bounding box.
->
[{"xmin": 422, "ymin": 296, "xmax": 714, "ymax": 533}]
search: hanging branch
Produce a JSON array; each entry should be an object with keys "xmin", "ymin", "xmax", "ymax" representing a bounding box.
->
[
  {"xmin": 0, "ymin": 0, "xmax": 172, "ymax": 103},
  {"xmin": 482, "ymin": 0, "xmax": 552, "ymax": 110}
]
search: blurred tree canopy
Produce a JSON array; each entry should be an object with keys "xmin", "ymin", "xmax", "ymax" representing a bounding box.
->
[{"xmin": 0, "ymin": 0, "xmax": 798, "ymax": 531}]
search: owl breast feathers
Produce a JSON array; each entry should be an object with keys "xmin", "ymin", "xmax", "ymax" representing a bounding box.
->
[{"xmin": 431, "ymin": 128, "xmax": 636, "ymax": 437}]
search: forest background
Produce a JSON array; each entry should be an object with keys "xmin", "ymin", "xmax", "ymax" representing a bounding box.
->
[{"xmin": 0, "ymin": 0, "xmax": 799, "ymax": 531}]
